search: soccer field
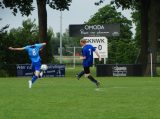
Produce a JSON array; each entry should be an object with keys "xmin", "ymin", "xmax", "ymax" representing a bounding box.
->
[{"xmin": 0, "ymin": 76, "xmax": 160, "ymax": 119}]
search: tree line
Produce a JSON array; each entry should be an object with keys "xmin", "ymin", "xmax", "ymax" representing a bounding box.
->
[
  {"xmin": 1, "ymin": 0, "xmax": 160, "ymax": 76},
  {"xmin": 95, "ymin": 0, "xmax": 160, "ymax": 75},
  {"xmin": 0, "ymin": 4, "xmax": 138, "ymax": 76}
]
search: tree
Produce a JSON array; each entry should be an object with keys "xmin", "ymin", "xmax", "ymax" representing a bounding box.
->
[
  {"xmin": 0, "ymin": 19, "xmax": 55, "ymax": 76},
  {"xmin": 6, "ymin": 19, "xmax": 41, "ymax": 64},
  {"xmin": 147, "ymin": 0, "xmax": 160, "ymax": 75},
  {"xmin": 122, "ymin": 0, "xmax": 160, "ymax": 76},
  {"xmin": 87, "ymin": 5, "xmax": 137, "ymax": 64},
  {"xmin": 95, "ymin": 0, "xmax": 160, "ymax": 76},
  {"xmin": 0, "ymin": 20, "xmax": 9, "ymax": 66},
  {"xmin": 0, "ymin": 0, "xmax": 71, "ymax": 40},
  {"xmin": 0, "ymin": 0, "xmax": 72, "ymax": 62}
]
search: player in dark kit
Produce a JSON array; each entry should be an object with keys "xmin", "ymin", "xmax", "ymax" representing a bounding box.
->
[{"xmin": 76, "ymin": 38, "xmax": 101, "ymax": 88}]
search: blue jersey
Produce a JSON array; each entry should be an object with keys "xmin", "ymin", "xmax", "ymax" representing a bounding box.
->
[
  {"xmin": 82, "ymin": 44, "xmax": 96, "ymax": 67},
  {"xmin": 24, "ymin": 43, "xmax": 43, "ymax": 63}
]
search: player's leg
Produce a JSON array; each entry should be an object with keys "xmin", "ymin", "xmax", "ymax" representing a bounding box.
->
[
  {"xmin": 32, "ymin": 70, "xmax": 40, "ymax": 83},
  {"xmin": 39, "ymin": 69, "xmax": 43, "ymax": 78},
  {"xmin": 76, "ymin": 70, "xmax": 85, "ymax": 80},
  {"xmin": 29, "ymin": 62, "xmax": 41, "ymax": 88},
  {"xmin": 84, "ymin": 67, "xmax": 100, "ymax": 88},
  {"xmin": 32, "ymin": 62, "xmax": 41, "ymax": 83}
]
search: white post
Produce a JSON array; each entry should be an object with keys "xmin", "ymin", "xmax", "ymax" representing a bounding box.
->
[
  {"xmin": 60, "ymin": 11, "xmax": 62, "ymax": 64},
  {"xmin": 150, "ymin": 52, "xmax": 153, "ymax": 77},
  {"xmin": 93, "ymin": 58, "xmax": 95, "ymax": 68},
  {"xmin": 104, "ymin": 58, "xmax": 106, "ymax": 64},
  {"xmin": 73, "ymin": 46, "xmax": 76, "ymax": 68}
]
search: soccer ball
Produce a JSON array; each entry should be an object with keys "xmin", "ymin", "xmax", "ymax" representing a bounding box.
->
[{"xmin": 41, "ymin": 64, "xmax": 48, "ymax": 71}]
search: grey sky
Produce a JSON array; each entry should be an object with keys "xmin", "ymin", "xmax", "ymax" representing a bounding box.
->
[{"xmin": 0, "ymin": 0, "xmax": 134, "ymax": 34}]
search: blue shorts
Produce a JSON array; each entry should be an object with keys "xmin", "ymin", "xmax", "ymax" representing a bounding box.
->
[{"xmin": 32, "ymin": 61, "xmax": 41, "ymax": 72}]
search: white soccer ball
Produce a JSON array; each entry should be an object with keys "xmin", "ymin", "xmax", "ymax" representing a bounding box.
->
[{"xmin": 41, "ymin": 64, "xmax": 48, "ymax": 71}]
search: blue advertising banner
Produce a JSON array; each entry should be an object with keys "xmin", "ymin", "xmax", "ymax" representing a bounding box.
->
[{"xmin": 16, "ymin": 64, "xmax": 65, "ymax": 77}]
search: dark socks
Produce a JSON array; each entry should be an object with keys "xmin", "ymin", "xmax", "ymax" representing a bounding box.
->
[
  {"xmin": 87, "ymin": 75, "xmax": 98, "ymax": 84},
  {"xmin": 77, "ymin": 71, "xmax": 85, "ymax": 78}
]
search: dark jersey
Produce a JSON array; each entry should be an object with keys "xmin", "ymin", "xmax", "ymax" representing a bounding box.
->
[{"xmin": 82, "ymin": 44, "xmax": 96, "ymax": 67}]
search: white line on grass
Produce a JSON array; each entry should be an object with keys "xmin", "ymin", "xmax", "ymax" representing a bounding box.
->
[
  {"xmin": 95, "ymin": 88, "xmax": 104, "ymax": 91},
  {"xmin": 111, "ymin": 86, "xmax": 129, "ymax": 89}
]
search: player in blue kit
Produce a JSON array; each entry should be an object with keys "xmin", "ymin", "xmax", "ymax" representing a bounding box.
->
[
  {"xmin": 9, "ymin": 42, "xmax": 46, "ymax": 88},
  {"xmin": 76, "ymin": 38, "xmax": 101, "ymax": 88}
]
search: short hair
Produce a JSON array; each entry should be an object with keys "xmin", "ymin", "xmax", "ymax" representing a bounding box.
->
[
  {"xmin": 80, "ymin": 38, "xmax": 87, "ymax": 44},
  {"xmin": 29, "ymin": 39, "xmax": 36, "ymax": 45}
]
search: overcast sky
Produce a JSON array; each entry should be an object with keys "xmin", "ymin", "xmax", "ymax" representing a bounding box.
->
[{"xmin": 0, "ymin": 0, "xmax": 134, "ymax": 34}]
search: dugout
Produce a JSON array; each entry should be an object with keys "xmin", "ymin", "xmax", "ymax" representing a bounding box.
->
[{"xmin": 96, "ymin": 64, "xmax": 143, "ymax": 77}]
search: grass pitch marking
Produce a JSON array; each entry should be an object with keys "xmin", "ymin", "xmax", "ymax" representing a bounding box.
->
[{"xmin": 95, "ymin": 88, "xmax": 104, "ymax": 91}]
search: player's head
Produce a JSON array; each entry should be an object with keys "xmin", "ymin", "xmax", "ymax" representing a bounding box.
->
[
  {"xmin": 29, "ymin": 40, "xmax": 36, "ymax": 45},
  {"xmin": 28, "ymin": 40, "xmax": 36, "ymax": 48},
  {"xmin": 80, "ymin": 38, "xmax": 87, "ymax": 46}
]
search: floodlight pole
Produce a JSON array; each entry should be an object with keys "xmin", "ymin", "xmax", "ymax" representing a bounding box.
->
[
  {"xmin": 60, "ymin": 11, "xmax": 62, "ymax": 64},
  {"xmin": 73, "ymin": 47, "xmax": 76, "ymax": 68},
  {"xmin": 150, "ymin": 52, "xmax": 153, "ymax": 77}
]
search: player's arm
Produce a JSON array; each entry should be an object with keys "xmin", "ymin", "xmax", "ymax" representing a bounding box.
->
[
  {"xmin": 8, "ymin": 47, "xmax": 25, "ymax": 51},
  {"xmin": 41, "ymin": 42, "xmax": 46, "ymax": 46},
  {"xmin": 40, "ymin": 42, "xmax": 46, "ymax": 51},
  {"xmin": 80, "ymin": 56, "xmax": 86, "ymax": 60},
  {"xmin": 95, "ymin": 50, "xmax": 101, "ymax": 61},
  {"xmin": 80, "ymin": 50, "xmax": 86, "ymax": 60}
]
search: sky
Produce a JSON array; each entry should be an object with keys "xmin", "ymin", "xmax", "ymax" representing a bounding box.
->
[{"xmin": 0, "ymin": 0, "xmax": 134, "ymax": 35}]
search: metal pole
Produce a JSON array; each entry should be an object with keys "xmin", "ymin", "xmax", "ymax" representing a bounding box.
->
[
  {"xmin": 93, "ymin": 58, "xmax": 95, "ymax": 68},
  {"xmin": 73, "ymin": 47, "xmax": 76, "ymax": 68},
  {"xmin": 150, "ymin": 52, "xmax": 153, "ymax": 77},
  {"xmin": 60, "ymin": 11, "xmax": 62, "ymax": 64},
  {"xmin": 104, "ymin": 58, "xmax": 106, "ymax": 64}
]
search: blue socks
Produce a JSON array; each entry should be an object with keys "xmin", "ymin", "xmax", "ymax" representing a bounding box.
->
[{"xmin": 31, "ymin": 76, "xmax": 38, "ymax": 83}]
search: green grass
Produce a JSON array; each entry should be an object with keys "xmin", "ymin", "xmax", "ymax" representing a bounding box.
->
[{"xmin": 0, "ymin": 75, "xmax": 160, "ymax": 119}]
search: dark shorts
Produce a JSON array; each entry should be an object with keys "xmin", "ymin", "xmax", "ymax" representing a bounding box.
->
[{"xmin": 84, "ymin": 66, "xmax": 90, "ymax": 74}]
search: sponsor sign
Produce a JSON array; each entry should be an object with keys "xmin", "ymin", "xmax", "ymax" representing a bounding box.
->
[
  {"xmin": 112, "ymin": 66, "xmax": 127, "ymax": 76},
  {"xmin": 96, "ymin": 64, "xmax": 143, "ymax": 76},
  {"xmin": 16, "ymin": 64, "xmax": 65, "ymax": 77},
  {"xmin": 84, "ymin": 37, "xmax": 108, "ymax": 58},
  {"xmin": 69, "ymin": 24, "xmax": 120, "ymax": 37}
]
